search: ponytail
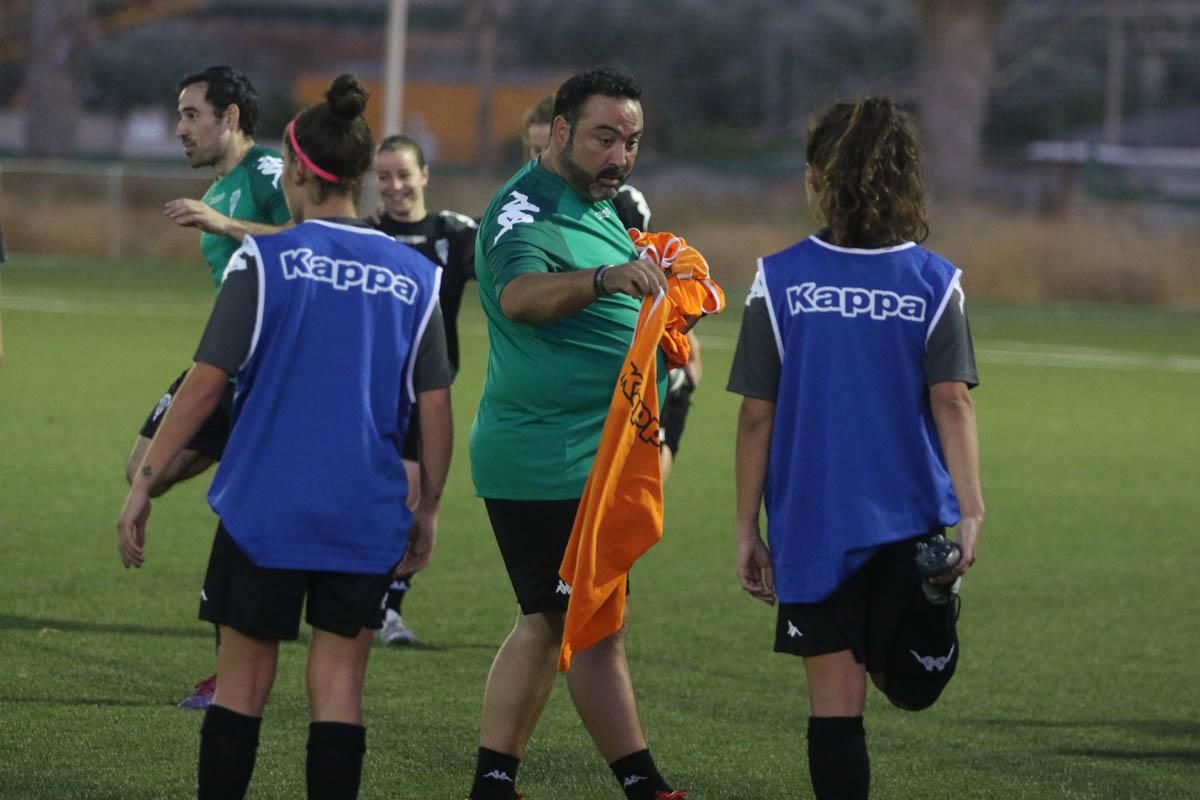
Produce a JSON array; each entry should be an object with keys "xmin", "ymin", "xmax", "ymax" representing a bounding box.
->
[{"xmin": 806, "ymin": 97, "xmax": 929, "ymax": 247}]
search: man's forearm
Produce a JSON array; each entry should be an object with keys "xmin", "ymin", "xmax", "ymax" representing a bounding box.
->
[
  {"xmin": 225, "ymin": 218, "xmax": 287, "ymax": 242},
  {"xmin": 499, "ymin": 269, "xmax": 598, "ymax": 324}
]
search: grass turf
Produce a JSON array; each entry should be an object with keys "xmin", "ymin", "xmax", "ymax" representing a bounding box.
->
[{"xmin": 1, "ymin": 253, "xmax": 1198, "ymax": 799}]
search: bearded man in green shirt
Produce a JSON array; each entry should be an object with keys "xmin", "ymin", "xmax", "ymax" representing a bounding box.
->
[
  {"xmin": 123, "ymin": 66, "xmax": 290, "ymax": 711},
  {"xmin": 467, "ymin": 67, "xmax": 686, "ymax": 800}
]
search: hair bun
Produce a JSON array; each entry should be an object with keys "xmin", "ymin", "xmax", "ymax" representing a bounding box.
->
[{"xmin": 326, "ymin": 74, "xmax": 369, "ymax": 121}]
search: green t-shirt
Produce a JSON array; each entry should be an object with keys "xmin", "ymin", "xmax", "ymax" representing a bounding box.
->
[
  {"xmin": 470, "ymin": 160, "xmax": 666, "ymax": 500},
  {"xmin": 199, "ymin": 144, "xmax": 290, "ymax": 288}
]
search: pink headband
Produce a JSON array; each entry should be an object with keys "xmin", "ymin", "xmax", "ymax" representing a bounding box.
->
[{"xmin": 286, "ymin": 118, "xmax": 339, "ymax": 183}]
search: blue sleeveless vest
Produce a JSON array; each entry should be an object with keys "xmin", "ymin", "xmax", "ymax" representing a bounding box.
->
[
  {"xmin": 760, "ymin": 236, "xmax": 963, "ymax": 602},
  {"xmin": 208, "ymin": 219, "xmax": 441, "ymax": 573}
]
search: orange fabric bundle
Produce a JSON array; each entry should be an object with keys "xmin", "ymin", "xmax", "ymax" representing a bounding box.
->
[{"xmin": 558, "ymin": 230, "xmax": 725, "ymax": 671}]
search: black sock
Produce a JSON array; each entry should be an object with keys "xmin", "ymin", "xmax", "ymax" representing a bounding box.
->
[
  {"xmin": 213, "ymin": 623, "xmax": 221, "ymax": 654},
  {"xmin": 385, "ymin": 575, "xmax": 412, "ymax": 614},
  {"xmin": 198, "ymin": 704, "xmax": 261, "ymax": 800},
  {"xmin": 306, "ymin": 721, "xmax": 366, "ymax": 800},
  {"xmin": 807, "ymin": 716, "xmax": 869, "ymax": 800},
  {"xmin": 470, "ymin": 747, "xmax": 520, "ymax": 800},
  {"xmin": 609, "ymin": 749, "xmax": 670, "ymax": 800}
]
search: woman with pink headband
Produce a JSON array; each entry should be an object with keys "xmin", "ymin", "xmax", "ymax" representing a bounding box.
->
[{"xmin": 118, "ymin": 74, "xmax": 454, "ymax": 799}]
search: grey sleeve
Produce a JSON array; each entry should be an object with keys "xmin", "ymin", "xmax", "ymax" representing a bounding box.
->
[
  {"xmin": 727, "ymin": 297, "xmax": 781, "ymax": 400},
  {"xmin": 412, "ymin": 302, "xmax": 454, "ymax": 392},
  {"xmin": 194, "ymin": 257, "xmax": 258, "ymax": 375},
  {"xmin": 924, "ymin": 287, "xmax": 979, "ymax": 387}
]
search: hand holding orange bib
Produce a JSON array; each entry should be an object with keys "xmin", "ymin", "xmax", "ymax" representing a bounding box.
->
[{"xmin": 558, "ymin": 230, "xmax": 725, "ymax": 671}]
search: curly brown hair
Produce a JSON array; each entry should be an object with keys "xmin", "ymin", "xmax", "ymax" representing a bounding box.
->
[{"xmin": 806, "ymin": 97, "xmax": 929, "ymax": 247}]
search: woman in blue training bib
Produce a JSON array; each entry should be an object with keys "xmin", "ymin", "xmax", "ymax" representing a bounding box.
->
[
  {"xmin": 117, "ymin": 74, "xmax": 454, "ymax": 800},
  {"xmin": 727, "ymin": 97, "xmax": 985, "ymax": 800}
]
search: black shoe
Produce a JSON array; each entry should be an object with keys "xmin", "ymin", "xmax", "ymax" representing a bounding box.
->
[{"xmin": 914, "ymin": 532, "xmax": 962, "ymax": 605}]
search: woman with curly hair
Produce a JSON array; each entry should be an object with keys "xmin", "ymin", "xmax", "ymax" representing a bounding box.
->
[{"xmin": 727, "ymin": 96, "xmax": 985, "ymax": 799}]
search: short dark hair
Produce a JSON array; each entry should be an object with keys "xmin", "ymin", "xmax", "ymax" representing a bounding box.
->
[
  {"xmin": 552, "ymin": 67, "xmax": 641, "ymax": 127},
  {"xmin": 377, "ymin": 134, "xmax": 426, "ymax": 169},
  {"xmin": 177, "ymin": 66, "xmax": 259, "ymax": 136},
  {"xmin": 287, "ymin": 74, "xmax": 374, "ymax": 200}
]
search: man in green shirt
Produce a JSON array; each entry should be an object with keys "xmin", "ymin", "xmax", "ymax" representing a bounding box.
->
[
  {"xmin": 122, "ymin": 66, "xmax": 289, "ymax": 710},
  {"xmin": 467, "ymin": 67, "xmax": 685, "ymax": 800}
]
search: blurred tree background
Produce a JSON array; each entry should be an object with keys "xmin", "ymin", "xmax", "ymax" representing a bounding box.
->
[{"xmin": 3, "ymin": 0, "xmax": 1198, "ymax": 303}]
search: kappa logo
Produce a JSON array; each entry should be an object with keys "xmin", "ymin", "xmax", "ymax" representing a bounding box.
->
[
  {"xmin": 229, "ymin": 188, "xmax": 242, "ymax": 215},
  {"xmin": 623, "ymin": 775, "xmax": 646, "ymax": 788},
  {"xmin": 493, "ymin": 190, "xmax": 539, "ymax": 244},
  {"xmin": 200, "ymin": 589, "xmax": 208, "ymax": 603},
  {"xmin": 391, "ymin": 234, "xmax": 428, "ymax": 246},
  {"xmin": 786, "ymin": 620, "xmax": 803, "ymax": 638},
  {"xmin": 435, "ymin": 238, "xmax": 450, "ymax": 266},
  {"xmin": 152, "ymin": 392, "xmax": 172, "ymax": 422},
  {"xmin": 280, "ymin": 248, "xmax": 419, "ymax": 304},
  {"xmin": 619, "ymin": 362, "xmax": 661, "ymax": 446},
  {"xmin": 910, "ymin": 643, "xmax": 955, "ymax": 672},
  {"xmin": 482, "ymin": 770, "xmax": 514, "ymax": 783},
  {"xmin": 746, "ymin": 270, "xmax": 767, "ymax": 306},
  {"xmin": 555, "ymin": 580, "xmax": 572, "ymax": 596},
  {"xmin": 786, "ymin": 282, "xmax": 926, "ymax": 323},
  {"xmin": 257, "ymin": 154, "xmax": 284, "ymax": 189}
]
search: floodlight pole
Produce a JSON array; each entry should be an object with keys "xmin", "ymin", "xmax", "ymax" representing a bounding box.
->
[
  {"xmin": 1103, "ymin": 7, "xmax": 1125, "ymax": 145},
  {"xmin": 383, "ymin": 0, "xmax": 409, "ymax": 137}
]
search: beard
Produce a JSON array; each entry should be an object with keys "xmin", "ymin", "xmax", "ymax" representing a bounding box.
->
[
  {"xmin": 183, "ymin": 142, "xmax": 219, "ymax": 169},
  {"xmin": 561, "ymin": 137, "xmax": 626, "ymax": 201}
]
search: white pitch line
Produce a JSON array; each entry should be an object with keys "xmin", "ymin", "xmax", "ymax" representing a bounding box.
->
[
  {"xmin": 464, "ymin": 323, "xmax": 1200, "ymax": 375},
  {"xmin": 7, "ymin": 296, "xmax": 1199, "ymax": 375},
  {"xmin": 1, "ymin": 294, "xmax": 209, "ymax": 318}
]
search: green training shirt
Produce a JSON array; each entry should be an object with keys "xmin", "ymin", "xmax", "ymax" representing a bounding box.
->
[
  {"xmin": 470, "ymin": 159, "xmax": 666, "ymax": 500},
  {"xmin": 198, "ymin": 143, "xmax": 289, "ymax": 288}
]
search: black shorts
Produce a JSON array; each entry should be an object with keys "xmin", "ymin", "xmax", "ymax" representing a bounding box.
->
[
  {"xmin": 198, "ymin": 524, "xmax": 394, "ymax": 641},
  {"xmin": 660, "ymin": 367, "xmax": 695, "ymax": 455},
  {"xmin": 484, "ymin": 498, "xmax": 582, "ymax": 615},
  {"xmin": 139, "ymin": 368, "xmax": 235, "ymax": 461},
  {"xmin": 774, "ymin": 530, "xmax": 947, "ymax": 672}
]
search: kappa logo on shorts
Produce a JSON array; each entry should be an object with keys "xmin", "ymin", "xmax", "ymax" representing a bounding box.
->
[
  {"xmin": 483, "ymin": 770, "xmax": 514, "ymax": 783},
  {"xmin": 910, "ymin": 643, "xmax": 955, "ymax": 672},
  {"xmin": 786, "ymin": 620, "xmax": 803, "ymax": 638},
  {"xmin": 555, "ymin": 580, "xmax": 572, "ymax": 596},
  {"xmin": 623, "ymin": 775, "xmax": 646, "ymax": 788},
  {"xmin": 280, "ymin": 248, "xmax": 419, "ymax": 304},
  {"xmin": 200, "ymin": 589, "xmax": 208, "ymax": 603},
  {"xmin": 493, "ymin": 190, "xmax": 539, "ymax": 244},
  {"xmin": 152, "ymin": 392, "xmax": 172, "ymax": 422},
  {"xmin": 786, "ymin": 282, "xmax": 926, "ymax": 323}
]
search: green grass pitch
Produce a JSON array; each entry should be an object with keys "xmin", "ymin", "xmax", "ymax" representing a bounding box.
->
[{"xmin": 1, "ymin": 253, "xmax": 1198, "ymax": 799}]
